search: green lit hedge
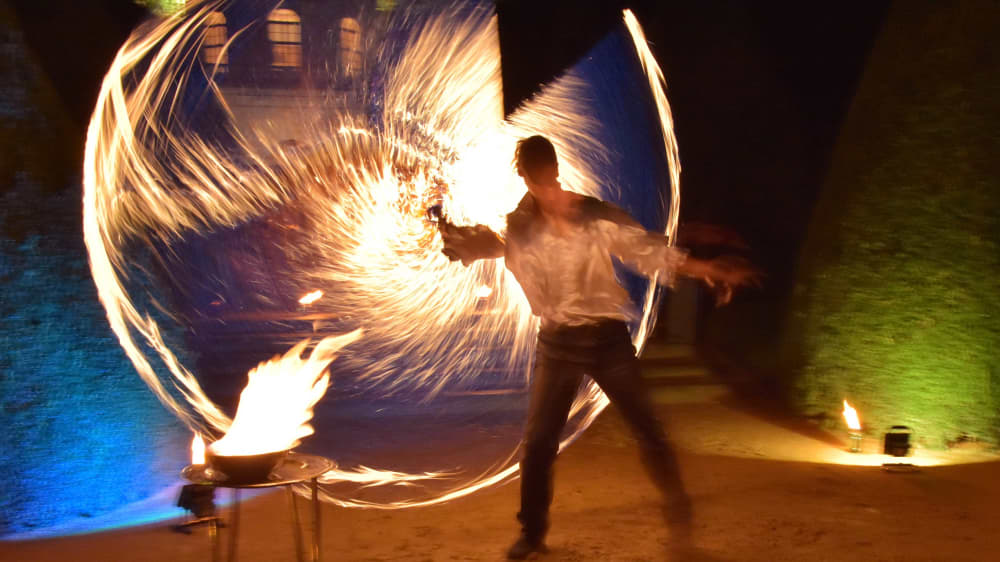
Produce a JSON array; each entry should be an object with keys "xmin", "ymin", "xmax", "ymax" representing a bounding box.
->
[{"xmin": 782, "ymin": 3, "xmax": 1000, "ymax": 448}]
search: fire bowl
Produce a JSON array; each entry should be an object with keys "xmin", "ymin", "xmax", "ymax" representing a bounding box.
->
[{"xmin": 205, "ymin": 449, "xmax": 289, "ymax": 485}]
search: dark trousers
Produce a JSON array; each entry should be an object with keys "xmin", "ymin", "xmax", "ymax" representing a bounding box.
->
[{"xmin": 517, "ymin": 320, "xmax": 689, "ymax": 541}]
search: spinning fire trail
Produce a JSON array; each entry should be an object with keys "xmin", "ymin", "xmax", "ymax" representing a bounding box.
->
[{"xmin": 83, "ymin": 0, "xmax": 681, "ymax": 508}]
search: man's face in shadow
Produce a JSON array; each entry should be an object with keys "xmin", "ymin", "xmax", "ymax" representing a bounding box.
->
[{"xmin": 518, "ymin": 161, "xmax": 560, "ymax": 203}]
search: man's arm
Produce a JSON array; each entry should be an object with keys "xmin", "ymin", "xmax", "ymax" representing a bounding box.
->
[
  {"xmin": 594, "ymin": 217, "xmax": 688, "ymax": 284},
  {"xmin": 591, "ymin": 202, "xmax": 760, "ymax": 303},
  {"xmin": 438, "ymin": 220, "xmax": 505, "ymax": 266},
  {"xmin": 673, "ymin": 254, "xmax": 759, "ymax": 306}
]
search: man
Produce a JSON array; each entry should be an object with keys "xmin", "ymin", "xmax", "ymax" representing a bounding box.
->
[{"xmin": 438, "ymin": 135, "xmax": 757, "ymax": 559}]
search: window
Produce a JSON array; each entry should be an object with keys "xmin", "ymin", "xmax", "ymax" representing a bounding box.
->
[
  {"xmin": 267, "ymin": 8, "xmax": 302, "ymax": 69},
  {"xmin": 338, "ymin": 18, "xmax": 362, "ymax": 79},
  {"xmin": 201, "ymin": 11, "xmax": 228, "ymax": 69}
]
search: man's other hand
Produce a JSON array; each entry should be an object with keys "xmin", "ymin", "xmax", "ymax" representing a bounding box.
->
[{"xmin": 703, "ymin": 255, "xmax": 763, "ymax": 306}]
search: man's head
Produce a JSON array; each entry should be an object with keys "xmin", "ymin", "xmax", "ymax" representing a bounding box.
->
[{"xmin": 514, "ymin": 136, "xmax": 559, "ymax": 195}]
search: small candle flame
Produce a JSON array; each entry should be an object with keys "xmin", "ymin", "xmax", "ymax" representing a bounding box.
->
[
  {"xmin": 191, "ymin": 433, "xmax": 206, "ymax": 465},
  {"xmin": 299, "ymin": 290, "xmax": 323, "ymax": 305},
  {"xmin": 475, "ymin": 285, "xmax": 493, "ymax": 299},
  {"xmin": 842, "ymin": 400, "xmax": 861, "ymax": 431}
]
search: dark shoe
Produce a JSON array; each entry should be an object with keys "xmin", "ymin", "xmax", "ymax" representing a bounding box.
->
[
  {"xmin": 663, "ymin": 496, "xmax": 693, "ymax": 544},
  {"xmin": 506, "ymin": 535, "xmax": 548, "ymax": 560},
  {"xmin": 663, "ymin": 495, "xmax": 693, "ymax": 526}
]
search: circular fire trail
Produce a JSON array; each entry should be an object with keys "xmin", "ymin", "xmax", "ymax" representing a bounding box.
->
[{"xmin": 83, "ymin": 0, "xmax": 681, "ymax": 508}]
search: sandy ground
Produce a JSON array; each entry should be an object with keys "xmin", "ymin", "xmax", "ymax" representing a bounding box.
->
[{"xmin": 3, "ymin": 373, "xmax": 999, "ymax": 561}]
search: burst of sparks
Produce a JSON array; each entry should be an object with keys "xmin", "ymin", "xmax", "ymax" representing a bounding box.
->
[
  {"xmin": 298, "ymin": 290, "xmax": 324, "ymax": 305},
  {"xmin": 83, "ymin": 1, "xmax": 680, "ymax": 508},
  {"xmin": 622, "ymin": 9, "xmax": 682, "ymax": 351}
]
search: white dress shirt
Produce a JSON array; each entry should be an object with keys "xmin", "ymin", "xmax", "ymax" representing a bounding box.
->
[{"xmin": 443, "ymin": 194, "xmax": 686, "ymax": 329}]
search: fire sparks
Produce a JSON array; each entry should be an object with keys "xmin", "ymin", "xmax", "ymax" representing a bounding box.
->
[
  {"xmin": 843, "ymin": 400, "xmax": 862, "ymax": 431},
  {"xmin": 83, "ymin": 2, "xmax": 679, "ymax": 508},
  {"xmin": 298, "ymin": 290, "xmax": 324, "ymax": 305}
]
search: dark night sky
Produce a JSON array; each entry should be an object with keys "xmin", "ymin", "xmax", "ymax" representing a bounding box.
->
[
  {"xmin": 503, "ymin": 0, "xmax": 891, "ymax": 295},
  {"xmin": 9, "ymin": 0, "xmax": 147, "ymax": 129},
  {"xmin": 10, "ymin": 0, "xmax": 890, "ymax": 296}
]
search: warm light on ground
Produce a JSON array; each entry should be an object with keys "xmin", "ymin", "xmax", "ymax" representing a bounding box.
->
[
  {"xmin": 818, "ymin": 446, "xmax": 944, "ymax": 467},
  {"xmin": 664, "ymin": 389, "xmax": 996, "ymax": 469}
]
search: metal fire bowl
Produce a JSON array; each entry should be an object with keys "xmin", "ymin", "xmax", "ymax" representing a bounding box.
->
[{"xmin": 205, "ymin": 449, "xmax": 290, "ymax": 485}]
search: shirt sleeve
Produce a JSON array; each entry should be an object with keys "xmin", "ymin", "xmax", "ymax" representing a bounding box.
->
[
  {"xmin": 592, "ymin": 217, "xmax": 687, "ymax": 286},
  {"xmin": 439, "ymin": 222, "xmax": 505, "ymax": 266}
]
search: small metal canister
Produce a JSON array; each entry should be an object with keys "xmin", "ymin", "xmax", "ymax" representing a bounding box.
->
[{"xmin": 883, "ymin": 425, "xmax": 912, "ymax": 457}]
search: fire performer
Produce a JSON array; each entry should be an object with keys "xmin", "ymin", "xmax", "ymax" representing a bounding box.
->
[{"xmin": 438, "ymin": 135, "xmax": 758, "ymax": 559}]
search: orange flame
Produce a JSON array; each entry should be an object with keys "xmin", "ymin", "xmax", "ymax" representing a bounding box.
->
[
  {"xmin": 210, "ymin": 330, "xmax": 362, "ymax": 457},
  {"xmin": 842, "ymin": 400, "xmax": 862, "ymax": 431},
  {"xmin": 190, "ymin": 433, "xmax": 206, "ymax": 465}
]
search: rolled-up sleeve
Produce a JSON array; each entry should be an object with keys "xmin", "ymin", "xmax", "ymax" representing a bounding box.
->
[{"xmin": 594, "ymin": 218, "xmax": 687, "ymax": 285}]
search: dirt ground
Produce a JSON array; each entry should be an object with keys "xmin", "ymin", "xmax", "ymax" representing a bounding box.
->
[{"xmin": 3, "ymin": 382, "xmax": 999, "ymax": 562}]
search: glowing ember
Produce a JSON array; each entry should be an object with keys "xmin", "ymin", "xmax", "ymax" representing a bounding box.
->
[
  {"xmin": 475, "ymin": 285, "xmax": 493, "ymax": 299},
  {"xmin": 190, "ymin": 433, "xmax": 206, "ymax": 465},
  {"xmin": 843, "ymin": 400, "xmax": 862, "ymax": 431},
  {"xmin": 298, "ymin": 290, "xmax": 324, "ymax": 305},
  {"xmin": 210, "ymin": 330, "xmax": 361, "ymax": 457}
]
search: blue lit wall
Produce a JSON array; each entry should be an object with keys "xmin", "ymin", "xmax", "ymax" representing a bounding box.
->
[
  {"xmin": 1, "ymin": 0, "xmax": 189, "ymax": 536},
  {"xmin": 0, "ymin": 188, "xmax": 189, "ymax": 538}
]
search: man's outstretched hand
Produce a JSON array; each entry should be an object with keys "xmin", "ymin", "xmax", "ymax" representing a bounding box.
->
[
  {"xmin": 680, "ymin": 255, "xmax": 763, "ymax": 306},
  {"xmin": 437, "ymin": 219, "xmax": 465, "ymax": 263},
  {"xmin": 427, "ymin": 205, "xmax": 462, "ymax": 262},
  {"xmin": 431, "ymin": 209, "xmax": 506, "ymax": 265},
  {"xmin": 704, "ymin": 255, "xmax": 763, "ymax": 306}
]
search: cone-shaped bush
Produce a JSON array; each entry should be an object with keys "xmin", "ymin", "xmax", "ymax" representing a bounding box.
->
[{"xmin": 783, "ymin": 2, "xmax": 1000, "ymax": 448}]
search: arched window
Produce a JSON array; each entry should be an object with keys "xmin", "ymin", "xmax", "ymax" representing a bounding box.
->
[
  {"xmin": 201, "ymin": 11, "xmax": 228, "ymax": 69},
  {"xmin": 337, "ymin": 18, "xmax": 362, "ymax": 79},
  {"xmin": 267, "ymin": 8, "xmax": 302, "ymax": 69}
]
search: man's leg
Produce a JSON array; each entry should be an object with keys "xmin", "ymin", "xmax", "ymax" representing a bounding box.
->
[
  {"xmin": 515, "ymin": 352, "xmax": 584, "ymax": 550},
  {"xmin": 592, "ymin": 346, "xmax": 692, "ymax": 535}
]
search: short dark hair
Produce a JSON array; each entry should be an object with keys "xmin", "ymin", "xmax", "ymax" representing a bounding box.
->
[{"xmin": 514, "ymin": 135, "xmax": 557, "ymax": 176}]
